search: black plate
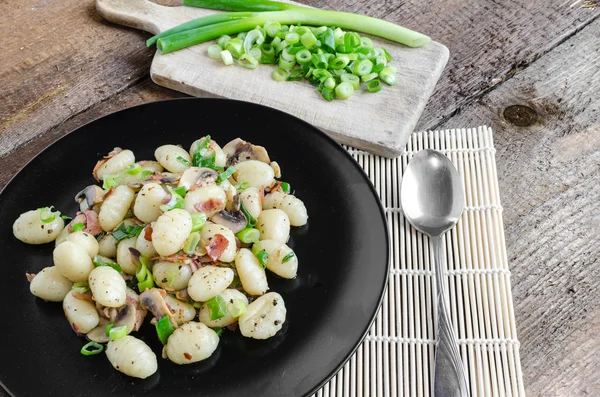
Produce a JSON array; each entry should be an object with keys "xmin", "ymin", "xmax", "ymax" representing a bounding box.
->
[{"xmin": 0, "ymin": 98, "xmax": 389, "ymax": 397}]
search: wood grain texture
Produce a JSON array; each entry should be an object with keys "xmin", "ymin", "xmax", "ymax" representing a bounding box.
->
[
  {"xmin": 436, "ymin": 18, "xmax": 600, "ymax": 397},
  {"xmin": 96, "ymin": 0, "xmax": 449, "ymax": 156}
]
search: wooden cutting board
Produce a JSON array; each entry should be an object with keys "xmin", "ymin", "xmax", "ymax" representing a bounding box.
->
[{"xmin": 96, "ymin": 0, "xmax": 449, "ymax": 157}]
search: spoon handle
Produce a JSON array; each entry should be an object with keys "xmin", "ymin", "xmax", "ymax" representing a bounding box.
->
[{"xmin": 432, "ymin": 235, "xmax": 470, "ymax": 397}]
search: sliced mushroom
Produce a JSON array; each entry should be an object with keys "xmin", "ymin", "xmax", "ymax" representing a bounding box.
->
[
  {"xmin": 150, "ymin": 172, "xmax": 181, "ymax": 184},
  {"xmin": 75, "ymin": 185, "xmax": 106, "ymax": 211},
  {"xmin": 178, "ymin": 167, "xmax": 218, "ymax": 190},
  {"xmin": 210, "ymin": 209, "xmax": 247, "ymax": 234},
  {"xmin": 223, "ymin": 138, "xmax": 271, "ymax": 166},
  {"xmin": 139, "ymin": 288, "xmax": 177, "ymax": 326},
  {"xmin": 87, "ymin": 317, "xmax": 111, "ymax": 343}
]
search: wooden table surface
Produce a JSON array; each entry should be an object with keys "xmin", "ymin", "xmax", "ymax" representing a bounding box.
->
[{"xmin": 1, "ymin": 1, "xmax": 599, "ymax": 396}]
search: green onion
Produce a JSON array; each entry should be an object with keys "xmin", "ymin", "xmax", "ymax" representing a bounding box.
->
[
  {"xmin": 361, "ymin": 72, "xmax": 378, "ymax": 82},
  {"xmin": 248, "ymin": 47, "xmax": 262, "ymax": 59},
  {"xmin": 102, "ymin": 175, "xmax": 118, "ymax": 190},
  {"xmin": 237, "ymin": 53, "xmax": 259, "ymax": 69},
  {"xmin": 221, "ymin": 49, "xmax": 234, "ymax": 65},
  {"xmin": 61, "ymin": 215, "xmax": 73, "ymax": 221},
  {"xmin": 81, "ymin": 341, "xmax": 104, "ymax": 356},
  {"xmin": 278, "ymin": 57, "xmax": 295, "ymax": 70},
  {"xmin": 93, "ymin": 255, "xmax": 123, "ymax": 273},
  {"xmin": 372, "ymin": 63, "xmax": 385, "ymax": 73},
  {"xmin": 319, "ymin": 86, "xmax": 335, "ymax": 101},
  {"xmin": 294, "ymin": 49, "xmax": 311, "ymax": 65},
  {"xmin": 207, "ymin": 295, "xmax": 228, "ymax": 320},
  {"xmin": 282, "ymin": 252, "xmax": 295, "ymax": 263},
  {"xmin": 240, "ymin": 201, "xmax": 257, "ymax": 227},
  {"xmin": 335, "ymin": 81, "xmax": 355, "ymax": 99},
  {"xmin": 256, "ymin": 249, "xmax": 269, "ymax": 268},
  {"xmin": 72, "ymin": 281, "xmax": 89, "ymax": 293},
  {"xmin": 208, "ymin": 43, "xmax": 222, "ymax": 59},
  {"xmin": 214, "ymin": 327, "xmax": 224, "ymax": 336},
  {"xmin": 136, "ymin": 256, "xmax": 154, "ymax": 292},
  {"xmin": 72, "ymin": 223, "xmax": 85, "ymax": 232},
  {"xmin": 236, "ymin": 227, "xmax": 261, "ymax": 244},
  {"xmin": 112, "ymin": 222, "xmax": 143, "ymax": 241},
  {"xmin": 218, "ymin": 166, "xmax": 236, "ymax": 183},
  {"xmin": 160, "ymin": 186, "xmax": 186, "ymax": 212},
  {"xmin": 191, "ymin": 212, "xmax": 207, "ymax": 232},
  {"xmin": 109, "ymin": 325, "xmax": 128, "ymax": 341},
  {"xmin": 352, "ymin": 59, "xmax": 373, "ymax": 76},
  {"xmin": 264, "ymin": 21, "xmax": 282, "ymax": 37},
  {"xmin": 280, "ymin": 182, "xmax": 291, "ymax": 193},
  {"xmin": 360, "ymin": 36, "xmax": 373, "ymax": 48},
  {"xmin": 340, "ymin": 73, "xmax": 360, "ymax": 90},
  {"xmin": 323, "ymin": 77, "xmax": 336, "ymax": 89},
  {"xmin": 125, "ymin": 163, "xmax": 142, "ymax": 175},
  {"xmin": 251, "ymin": 241, "xmax": 263, "ymax": 256},
  {"xmin": 183, "ymin": 232, "xmax": 201, "ymax": 255},
  {"xmin": 273, "ymin": 68, "xmax": 288, "ymax": 82},
  {"xmin": 367, "ymin": 79, "xmax": 382, "ymax": 92},
  {"xmin": 192, "ymin": 300, "xmax": 203, "ymax": 309},
  {"xmin": 105, "ymin": 323, "xmax": 115, "ymax": 336},
  {"xmin": 227, "ymin": 299, "xmax": 247, "ymax": 317},
  {"xmin": 155, "ymin": 316, "xmax": 175, "ymax": 344},
  {"xmin": 140, "ymin": 169, "xmax": 155, "ymax": 180},
  {"xmin": 300, "ymin": 30, "xmax": 317, "ymax": 48},
  {"xmin": 379, "ymin": 66, "xmax": 397, "ymax": 85},
  {"xmin": 229, "ymin": 275, "xmax": 241, "ymax": 288},
  {"xmin": 243, "ymin": 29, "xmax": 264, "ymax": 53},
  {"xmin": 330, "ymin": 55, "xmax": 350, "ymax": 70},
  {"xmin": 39, "ymin": 206, "xmax": 57, "ymax": 223},
  {"xmin": 217, "ymin": 34, "xmax": 231, "ymax": 48}
]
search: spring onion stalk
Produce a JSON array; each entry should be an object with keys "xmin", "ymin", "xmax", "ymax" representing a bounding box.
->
[
  {"xmin": 191, "ymin": 212, "xmax": 207, "ymax": 232},
  {"xmin": 146, "ymin": 12, "xmax": 252, "ymax": 47},
  {"xmin": 379, "ymin": 66, "xmax": 397, "ymax": 85},
  {"xmin": 93, "ymin": 255, "xmax": 123, "ymax": 273},
  {"xmin": 236, "ymin": 227, "xmax": 260, "ymax": 244},
  {"xmin": 335, "ymin": 82, "xmax": 354, "ymax": 99},
  {"xmin": 154, "ymin": 1, "xmax": 430, "ymax": 54},
  {"xmin": 227, "ymin": 299, "xmax": 247, "ymax": 317},
  {"xmin": 81, "ymin": 341, "xmax": 104, "ymax": 356},
  {"xmin": 207, "ymin": 295, "xmax": 228, "ymax": 320},
  {"xmin": 109, "ymin": 325, "xmax": 128, "ymax": 341},
  {"xmin": 72, "ymin": 223, "xmax": 85, "ymax": 232},
  {"xmin": 155, "ymin": 315, "xmax": 175, "ymax": 344},
  {"xmin": 39, "ymin": 206, "xmax": 58, "ymax": 223},
  {"xmin": 183, "ymin": 232, "xmax": 200, "ymax": 255},
  {"xmin": 282, "ymin": 252, "xmax": 295, "ymax": 263}
]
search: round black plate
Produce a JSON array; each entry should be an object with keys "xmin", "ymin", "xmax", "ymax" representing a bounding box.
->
[{"xmin": 0, "ymin": 98, "xmax": 389, "ymax": 397}]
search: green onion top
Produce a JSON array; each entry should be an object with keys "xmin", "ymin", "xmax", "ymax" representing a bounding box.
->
[
  {"xmin": 155, "ymin": 315, "xmax": 175, "ymax": 344},
  {"xmin": 112, "ymin": 222, "xmax": 143, "ymax": 242},
  {"xmin": 207, "ymin": 295, "xmax": 228, "ymax": 320}
]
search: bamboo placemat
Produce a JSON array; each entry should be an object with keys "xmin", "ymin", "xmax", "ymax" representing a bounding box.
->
[{"xmin": 313, "ymin": 126, "xmax": 526, "ymax": 397}]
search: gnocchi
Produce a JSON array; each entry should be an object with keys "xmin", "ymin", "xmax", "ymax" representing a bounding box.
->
[{"xmin": 17, "ymin": 136, "xmax": 308, "ymax": 379}]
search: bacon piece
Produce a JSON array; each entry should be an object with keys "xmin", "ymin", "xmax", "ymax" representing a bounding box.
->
[
  {"xmin": 194, "ymin": 198, "xmax": 225, "ymax": 213},
  {"xmin": 83, "ymin": 209, "xmax": 102, "ymax": 236},
  {"xmin": 225, "ymin": 322, "xmax": 239, "ymax": 332},
  {"xmin": 68, "ymin": 213, "xmax": 87, "ymax": 232},
  {"xmin": 92, "ymin": 148, "xmax": 123, "ymax": 181},
  {"xmin": 25, "ymin": 273, "xmax": 36, "ymax": 283},
  {"xmin": 126, "ymin": 295, "xmax": 147, "ymax": 332},
  {"xmin": 205, "ymin": 234, "xmax": 228, "ymax": 262},
  {"xmin": 161, "ymin": 193, "xmax": 172, "ymax": 205},
  {"xmin": 144, "ymin": 225, "xmax": 153, "ymax": 242}
]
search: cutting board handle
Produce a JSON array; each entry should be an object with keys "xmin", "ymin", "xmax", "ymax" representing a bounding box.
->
[{"xmin": 96, "ymin": 0, "xmax": 209, "ymax": 34}]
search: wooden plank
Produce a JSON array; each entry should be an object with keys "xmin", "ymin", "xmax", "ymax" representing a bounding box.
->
[
  {"xmin": 436, "ymin": 18, "xmax": 600, "ymax": 396},
  {"xmin": 1, "ymin": 0, "xmax": 598, "ymax": 158}
]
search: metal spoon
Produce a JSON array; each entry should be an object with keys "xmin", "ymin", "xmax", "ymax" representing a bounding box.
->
[{"xmin": 400, "ymin": 149, "xmax": 470, "ymax": 397}]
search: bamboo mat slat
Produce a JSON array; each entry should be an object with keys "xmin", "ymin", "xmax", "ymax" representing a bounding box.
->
[{"xmin": 313, "ymin": 126, "xmax": 526, "ymax": 397}]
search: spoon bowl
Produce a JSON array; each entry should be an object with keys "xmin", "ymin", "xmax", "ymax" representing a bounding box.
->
[
  {"xmin": 400, "ymin": 149, "xmax": 470, "ymax": 397},
  {"xmin": 401, "ymin": 149, "xmax": 465, "ymax": 237}
]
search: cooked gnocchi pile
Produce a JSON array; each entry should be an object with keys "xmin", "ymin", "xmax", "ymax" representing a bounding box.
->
[{"xmin": 14, "ymin": 136, "xmax": 307, "ymax": 379}]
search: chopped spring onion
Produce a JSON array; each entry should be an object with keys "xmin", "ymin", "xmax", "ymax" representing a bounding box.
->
[
  {"xmin": 295, "ymin": 49, "xmax": 312, "ymax": 65},
  {"xmin": 217, "ymin": 34, "xmax": 232, "ymax": 48},
  {"xmin": 330, "ymin": 55, "xmax": 350, "ymax": 69},
  {"xmin": 278, "ymin": 57, "xmax": 296, "ymax": 70},
  {"xmin": 217, "ymin": 166, "xmax": 236, "ymax": 183},
  {"xmin": 335, "ymin": 82, "xmax": 355, "ymax": 100},
  {"xmin": 172, "ymin": 186, "xmax": 187, "ymax": 197},
  {"xmin": 340, "ymin": 73, "xmax": 360, "ymax": 90},
  {"xmin": 379, "ymin": 66, "xmax": 397, "ymax": 85},
  {"xmin": 323, "ymin": 77, "xmax": 336, "ymax": 89},
  {"xmin": 272, "ymin": 68, "xmax": 288, "ymax": 82},
  {"xmin": 367, "ymin": 79, "xmax": 382, "ymax": 93},
  {"xmin": 112, "ymin": 222, "xmax": 143, "ymax": 241},
  {"xmin": 300, "ymin": 31, "xmax": 317, "ymax": 49},
  {"xmin": 155, "ymin": 315, "xmax": 175, "ymax": 344},
  {"xmin": 72, "ymin": 223, "xmax": 85, "ymax": 232},
  {"xmin": 234, "ymin": 181, "xmax": 250, "ymax": 191},
  {"xmin": 105, "ymin": 323, "xmax": 115, "ymax": 336},
  {"xmin": 109, "ymin": 325, "xmax": 128, "ymax": 341},
  {"xmin": 166, "ymin": 266, "xmax": 179, "ymax": 287},
  {"xmin": 125, "ymin": 163, "xmax": 142, "ymax": 175},
  {"xmin": 72, "ymin": 281, "xmax": 89, "ymax": 293},
  {"xmin": 102, "ymin": 175, "xmax": 118, "ymax": 190},
  {"xmin": 256, "ymin": 249, "xmax": 269, "ymax": 269},
  {"xmin": 191, "ymin": 212, "xmax": 207, "ymax": 232},
  {"xmin": 39, "ymin": 206, "xmax": 58, "ymax": 223},
  {"xmin": 93, "ymin": 255, "xmax": 123, "ymax": 273},
  {"xmin": 192, "ymin": 300, "xmax": 203, "ymax": 309},
  {"xmin": 248, "ymin": 46, "xmax": 262, "ymax": 60},
  {"xmin": 61, "ymin": 215, "xmax": 73, "ymax": 221},
  {"xmin": 160, "ymin": 186, "xmax": 185, "ymax": 212},
  {"xmin": 227, "ymin": 299, "xmax": 247, "ymax": 317},
  {"xmin": 361, "ymin": 72, "xmax": 378, "ymax": 82},
  {"xmin": 280, "ymin": 182, "xmax": 291, "ymax": 193},
  {"xmin": 207, "ymin": 295, "xmax": 228, "ymax": 320},
  {"xmin": 208, "ymin": 43, "xmax": 223, "ymax": 59},
  {"xmin": 221, "ymin": 49, "xmax": 234, "ymax": 65},
  {"xmin": 236, "ymin": 227, "xmax": 260, "ymax": 244},
  {"xmin": 282, "ymin": 252, "xmax": 295, "ymax": 263},
  {"xmin": 183, "ymin": 232, "xmax": 201, "ymax": 255},
  {"xmin": 238, "ymin": 53, "xmax": 259, "ymax": 69},
  {"xmin": 214, "ymin": 327, "xmax": 224, "ymax": 336},
  {"xmin": 352, "ymin": 59, "xmax": 373, "ymax": 76},
  {"xmin": 240, "ymin": 202, "xmax": 257, "ymax": 227},
  {"xmin": 136, "ymin": 256, "xmax": 154, "ymax": 292},
  {"xmin": 81, "ymin": 341, "xmax": 104, "ymax": 356},
  {"xmin": 285, "ymin": 32, "xmax": 300, "ymax": 44},
  {"xmin": 251, "ymin": 241, "xmax": 262, "ymax": 255}
]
